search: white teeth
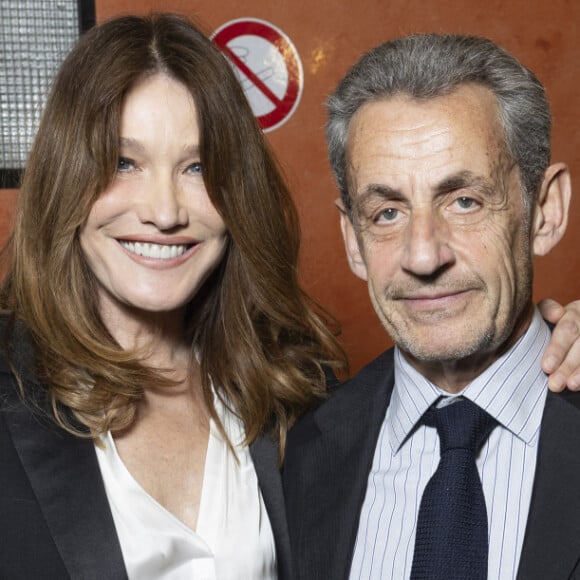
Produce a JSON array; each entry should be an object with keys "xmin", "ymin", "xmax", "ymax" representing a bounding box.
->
[{"xmin": 119, "ymin": 241, "xmax": 189, "ymax": 259}]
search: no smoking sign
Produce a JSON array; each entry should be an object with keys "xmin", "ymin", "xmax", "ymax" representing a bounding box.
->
[{"xmin": 212, "ymin": 18, "xmax": 304, "ymax": 132}]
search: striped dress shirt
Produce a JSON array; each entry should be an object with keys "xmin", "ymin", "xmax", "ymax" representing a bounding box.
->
[{"xmin": 349, "ymin": 309, "xmax": 550, "ymax": 580}]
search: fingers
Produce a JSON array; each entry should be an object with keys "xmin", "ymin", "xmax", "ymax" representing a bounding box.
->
[
  {"xmin": 540, "ymin": 299, "xmax": 580, "ymax": 391},
  {"xmin": 545, "ymin": 337, "xmax": 580, "ymax": 392},
  {"xmin": 538, "ymin": 298, "xmax": 566, "ymax": 324}
]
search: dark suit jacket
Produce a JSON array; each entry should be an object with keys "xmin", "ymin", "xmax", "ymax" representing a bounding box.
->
[
  {"xmin": 0, "ymin": 322, "xmax": 293, "ymax": 579},
  {"xmin": 283, "ymin": 348, "xmax": 580, "ymax": 580}
]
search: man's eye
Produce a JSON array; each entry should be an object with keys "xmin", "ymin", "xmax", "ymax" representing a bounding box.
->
[
  {"xmin": 455, "ymin": 196, "xmax": 477, "ymax": 210},
  {"xmin": 376, "ymin": 207, "xmax": 399, "ymax": 222}
]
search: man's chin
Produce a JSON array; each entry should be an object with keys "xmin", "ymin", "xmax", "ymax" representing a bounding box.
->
[{"xmin": 395, "ymin": 330, "xmax": 494, "ymax": 364}]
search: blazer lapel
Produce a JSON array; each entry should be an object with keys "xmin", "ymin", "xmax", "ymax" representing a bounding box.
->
[
  {"xmin": 4, "ymin": 395, "xmax": 127, "ymax": 580},
  {"xmin": 517, "ymin": 390, "xmax": 580, "ymax": 579},
  {"xmin": 250, "ymin": 435, "xmax": 293, "ymax": 580},
  {"xmin": 284, "ymin": 350, "xmax": 395, "ymax": 580}
]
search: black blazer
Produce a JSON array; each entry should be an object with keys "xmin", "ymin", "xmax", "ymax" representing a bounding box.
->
[
  {"xmin": 283, "ymin": 348, "xmax": 580, "ymax": 580},
  {"xmin": 0, "ymin": 323, "xmax": 293, "ymax": 579}
]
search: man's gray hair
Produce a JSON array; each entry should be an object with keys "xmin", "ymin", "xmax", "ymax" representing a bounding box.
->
[{"xmin": 326, "ymin": 34, "xmax": 551, "ymax": 214}]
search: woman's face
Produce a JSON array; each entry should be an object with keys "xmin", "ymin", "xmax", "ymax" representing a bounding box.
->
[{"xmin": 80, "ymin": 74, "xmax": 227, "ymax": 322}]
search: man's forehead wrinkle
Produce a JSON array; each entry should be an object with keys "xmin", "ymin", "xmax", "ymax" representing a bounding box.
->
[{"xmin": 351, "ymin": 125, "xmax": 453, "ymax": 161}]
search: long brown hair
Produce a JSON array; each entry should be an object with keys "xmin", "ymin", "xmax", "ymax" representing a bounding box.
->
[{"xmin": 1, "ymin": 13, "xmax": 346, "ymax": 454}]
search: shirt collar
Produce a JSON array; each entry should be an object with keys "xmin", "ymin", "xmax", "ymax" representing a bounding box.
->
[{"xmin": 388, "ymin": 308, "xmax": 550, "ymax": 452}]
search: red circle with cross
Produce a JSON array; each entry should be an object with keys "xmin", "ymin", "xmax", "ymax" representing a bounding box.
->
[{"xmin": 212, "ymin": 18, "xmax": 304, "ymax": 132}]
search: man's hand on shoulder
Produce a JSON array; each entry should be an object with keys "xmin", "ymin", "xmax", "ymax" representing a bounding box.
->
[{"xmin": 539, "ymin": 298, "xmax": 580, "ymax": 391}]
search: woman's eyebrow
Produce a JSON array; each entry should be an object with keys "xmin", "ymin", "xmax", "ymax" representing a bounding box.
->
[{"xmin": 118, "ymin": 137, "xmax": 146, "ymax": 154}]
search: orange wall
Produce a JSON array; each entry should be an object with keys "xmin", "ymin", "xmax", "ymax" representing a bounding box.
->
[{"xmin": 4, "ymin": 0, "xmax": 580, "ymax": 372}]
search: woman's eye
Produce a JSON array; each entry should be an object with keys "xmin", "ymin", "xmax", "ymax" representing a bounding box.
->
[
  {"xmin": 117, "ymin": 157, "xmax": 134, "ymax": 172},
  {"xmin": 187, "ymin": 162, "xmax": 203, "ymax": 175}
]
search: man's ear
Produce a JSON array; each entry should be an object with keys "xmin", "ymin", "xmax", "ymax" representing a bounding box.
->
[
  {"xmin": 532, "ymin": 162, "xmax": 571, "ymax": 256},
  {"xmin": 335, "ymin": 197, "xmax": 368, "ymax": 281}
]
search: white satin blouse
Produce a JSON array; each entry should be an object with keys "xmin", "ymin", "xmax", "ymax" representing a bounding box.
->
[{"xmin": 94, "ymin": 396, "xmax": 277, "ymax": 579}]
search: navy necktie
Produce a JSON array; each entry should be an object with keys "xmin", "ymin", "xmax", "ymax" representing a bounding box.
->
[{"xmin": 410, "ymin": 398, "xmax": 498, "ymax": 580}]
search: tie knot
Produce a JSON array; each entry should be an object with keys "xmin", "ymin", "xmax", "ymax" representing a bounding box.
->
[{"xmin": 424, "ymin": 398, "xmax": 497, "ymax": 454}]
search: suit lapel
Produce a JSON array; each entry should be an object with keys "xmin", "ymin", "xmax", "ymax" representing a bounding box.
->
[
  {"xmin": 284, "ymin": 350, "xmax": 395, "ymax": 580},
  {"xmin": 250, "ymin": 435, "xmax": 293, "ymax": 580},
  {"xmin": 517, "ymin": 391, "xmax": 580, "ymax": 579},
  {"xmin": 4, "ymin": 394, "xmax": 127, "ymax": 580}
]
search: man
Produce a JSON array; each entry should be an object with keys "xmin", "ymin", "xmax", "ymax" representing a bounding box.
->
[{"xmin": 283, "ymin": 34, "xmax": 580, "ymax": 579}]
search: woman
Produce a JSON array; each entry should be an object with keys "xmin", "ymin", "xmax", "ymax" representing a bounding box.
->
[
  {"xmin": 0, "ymin": 13, "xmax": 344, "ymax": 579},
  {"xmin": 0, "ymin": 12, "xmax": 578, "ymax": 580}
]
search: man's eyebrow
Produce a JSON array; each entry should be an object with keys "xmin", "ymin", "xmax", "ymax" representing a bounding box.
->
[
  {"xmin": 358, "ymin": 184, "xmax": 402, "ymax": 202},
  {"xmin": 351, "ymin": 184, "xmax": 402, "ymax": 214},
  {"xmin": 351, "ymin": 171, "xmax": 494, "ymax": 213},
  {"xmin": 356, "ymin": 172, "xmax": 490, "ymax": 202},
  {"xmin": 434, "ymin": 171, "xmax": 492, "ymax": 194}
]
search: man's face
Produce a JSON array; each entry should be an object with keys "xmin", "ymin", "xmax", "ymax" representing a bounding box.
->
[{"xmin": 341, "ymin": 85, "xmax": 537, "ymax": 384}]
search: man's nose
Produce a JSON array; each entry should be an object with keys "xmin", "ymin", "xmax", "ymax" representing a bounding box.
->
[{"xmin": 399, "ymin": 210, "xmax": 454, "ymax": 276}]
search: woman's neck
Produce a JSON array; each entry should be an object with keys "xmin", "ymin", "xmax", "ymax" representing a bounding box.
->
[{"xmin": 98, "ymin": 295, "xmax": 191, "ymax": 372}]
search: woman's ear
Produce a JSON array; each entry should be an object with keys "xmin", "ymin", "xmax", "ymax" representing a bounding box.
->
[
  {"xmin": 533, "ymin": 162, "xmax": 571, "ymax": 256},
  {"xmin": 335, "ymin": 197, "xmax": 368, "ymax": 281}
]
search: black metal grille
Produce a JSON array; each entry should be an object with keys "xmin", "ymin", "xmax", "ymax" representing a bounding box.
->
[{"xmin": 0, "ymin": 0, "xmax": 95, "ymax": 188}]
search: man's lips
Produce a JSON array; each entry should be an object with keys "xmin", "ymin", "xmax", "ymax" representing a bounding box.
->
[
  {"xmin": 398, "ymin": 289, "xmax": 474, "ymax": 309},
  {"xmin": 403, "ymin": 290, "xmax": 468, "ymax": 301}
]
